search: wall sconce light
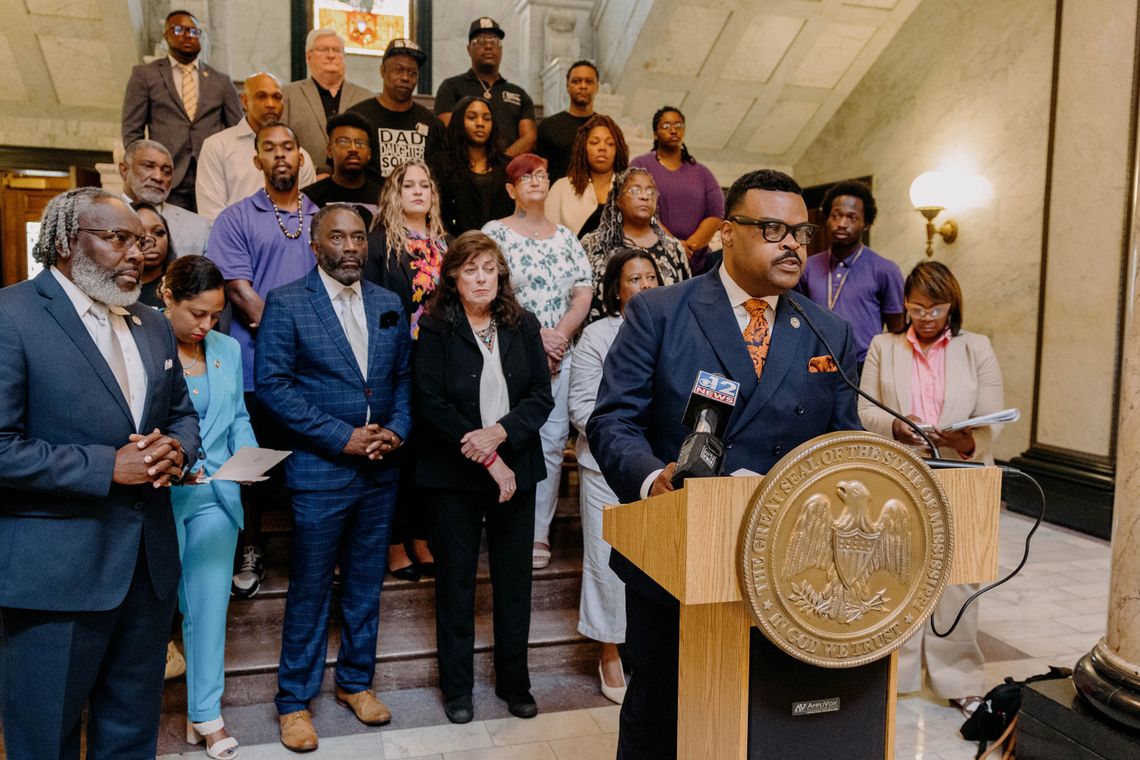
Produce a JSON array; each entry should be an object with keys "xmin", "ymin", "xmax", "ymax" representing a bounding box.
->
[{"xmin": 909, "ymin": 171, "xmax": 958, "ymax": 257}]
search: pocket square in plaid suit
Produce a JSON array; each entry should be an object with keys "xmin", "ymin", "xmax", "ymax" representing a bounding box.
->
[{"xmin": 808, "ymin": 355, "xmax": 838, "ymax": 373}]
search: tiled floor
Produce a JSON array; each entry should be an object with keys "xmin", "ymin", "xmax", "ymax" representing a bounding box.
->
[{"xmin": 159, "ymin": 510, "xmax": 1111, "ymax": 759}]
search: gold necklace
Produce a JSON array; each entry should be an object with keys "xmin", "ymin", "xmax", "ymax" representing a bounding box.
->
[{"xmin": 181, "ymin": 343, "xmax": 200, "ymax": 376}]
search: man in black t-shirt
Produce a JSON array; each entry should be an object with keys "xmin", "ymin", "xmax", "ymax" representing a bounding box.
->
[
  {"xmin": 537, "ymin": 60, "xmax": 600, "ymax": 182},
  {"xmin": 302, "ymin": 112, "xmax": 383, "ymax": 225},
  {"xmin": 434, "ymin": 17, "xmax": 537, "ymax": 157},
  {"xmin": 348, "ymin": 38, "xmax": 444, "ymax": 181}
]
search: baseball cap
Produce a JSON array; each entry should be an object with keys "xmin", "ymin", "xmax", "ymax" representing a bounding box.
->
[
  {"xmin": 383, "ymin": 38, "xmax": 427, "ymax": 65},
  {"xmin": 468, "ymin": 17, "xmax": 505, "ymax": 41}
]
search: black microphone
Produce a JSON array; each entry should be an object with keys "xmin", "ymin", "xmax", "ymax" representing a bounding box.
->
[
  {"xmin": 672, "ymin": 371, "xmax": 741, "ymax": 487},
  {"xmin": 784, "ymin": 294, "xmax": 941, "ymax": 459}
]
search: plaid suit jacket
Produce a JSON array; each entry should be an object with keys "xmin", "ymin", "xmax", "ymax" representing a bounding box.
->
[{"xmin": 255, "ymin": 267, "xmax": 412, "ymax": 491}]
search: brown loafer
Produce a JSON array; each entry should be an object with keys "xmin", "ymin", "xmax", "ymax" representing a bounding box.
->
[
  {"xmin": 335, "ymin": 687, "xmax": 392, "ymax": 726},
  {"xmin": 279, "ymin": 709, "xmax": 318, "ymax": 752}
]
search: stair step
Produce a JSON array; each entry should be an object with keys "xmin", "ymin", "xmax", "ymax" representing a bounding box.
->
[{"xmin": 213, "ymin": 606, "xmax": 592, "ymax": 705}]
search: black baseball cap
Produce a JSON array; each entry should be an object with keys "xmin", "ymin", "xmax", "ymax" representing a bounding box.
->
[
  {"xmin": 383, "ymin": 38, "xmax": 426, "ymax": 65},
  {"xmin": 468, "ymin": 17, "xmax": 505, "ymax": 41}
]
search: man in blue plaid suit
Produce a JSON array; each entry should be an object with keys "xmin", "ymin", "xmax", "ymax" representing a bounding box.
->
[{"xmin": 255, "ymin": 205, "xmax": 412, "ymax": 751}]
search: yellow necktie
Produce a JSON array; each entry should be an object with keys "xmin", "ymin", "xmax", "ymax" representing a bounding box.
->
[
  {"xmin": 180, "ymin": 63, "xmax": 198, "ymax": 121},
  {"xmin": 743, "ymin": 298, "xmax": 771, "ymax": 381}
]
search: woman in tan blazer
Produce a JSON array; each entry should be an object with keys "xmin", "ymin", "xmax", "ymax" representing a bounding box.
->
[{"xmin": 859, "ymin": 260, "xmax": 1004, "ymax": 703}]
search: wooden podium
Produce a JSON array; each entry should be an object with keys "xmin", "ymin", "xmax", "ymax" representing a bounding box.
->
[{"xmin": 602, "ymin": 467, "xmax": 1003, "ymax": 760}]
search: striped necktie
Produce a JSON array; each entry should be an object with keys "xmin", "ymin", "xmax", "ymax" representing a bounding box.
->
[{"xmin": 179, "ymin": 62, "xmax": 198, "ymax": 121}]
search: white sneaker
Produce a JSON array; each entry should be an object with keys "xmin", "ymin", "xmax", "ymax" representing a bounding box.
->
[{"xmin": 231, "ymin": 546, "xmax": 264, "ymax": 599}]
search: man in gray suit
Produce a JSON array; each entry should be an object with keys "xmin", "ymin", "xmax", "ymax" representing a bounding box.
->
[
  {"xmin": 282, "ymin": 29, "xmax": 372, "ymax": 180},
  {"xmin": 121, "ymin": 9, "xmax": 243, "ymax": 211},
  {"xmin": 119, "ymin": 139, "xmax": 211, "ymax": 257}
]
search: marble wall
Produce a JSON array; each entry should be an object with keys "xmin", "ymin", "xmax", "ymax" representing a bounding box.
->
[{"xmin": 794, "ymin": 0, "xmax": 1056, "ymax": 461}]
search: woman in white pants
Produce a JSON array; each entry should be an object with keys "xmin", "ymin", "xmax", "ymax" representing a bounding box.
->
[{"xmin": 568, "ymin": 248, "xmax": 661, "ymax": 703}]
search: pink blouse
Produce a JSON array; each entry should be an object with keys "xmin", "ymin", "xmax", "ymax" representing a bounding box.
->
[{"xmin": 907, "ymin": 326, "xmax": 951, "ymax": 425}]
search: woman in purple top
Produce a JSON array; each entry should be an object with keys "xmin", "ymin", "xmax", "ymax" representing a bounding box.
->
[{"xmin": 629, "ymin": 106, "xmax": 724, "ymax": 273}]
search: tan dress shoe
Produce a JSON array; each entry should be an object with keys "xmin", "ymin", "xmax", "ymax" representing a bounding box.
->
[
  {"xmin": 278, "ymin": 710, "xmax": 318, "ymax": 752},
  {"xmin": 165, "ymin": 641, "xmax": 186, "ymax": 680},
  {"xmin": 334, "ymin": 687, "xmax": 392, "ymax": 726}
]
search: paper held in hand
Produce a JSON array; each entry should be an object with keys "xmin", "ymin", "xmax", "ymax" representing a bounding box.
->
[
  {"xmin": 201, "ymin": 447, "xmax": 291, "ymax": 482},
  {"xmin": 919, "ymin": 408, "xmax": 1020, "ymax": 434}
]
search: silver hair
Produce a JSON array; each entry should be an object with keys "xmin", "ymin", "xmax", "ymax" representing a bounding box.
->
[
  {"xmin": 305, "ymin": 28, "xmax": 343, "ymax": 53},
  {"xmin": 123, "ymin": 138, "xmax": 173, "ymax": 165},
  {"xmin": 32, "ymin": 187, "xmax": 118, "ymax": 268}
]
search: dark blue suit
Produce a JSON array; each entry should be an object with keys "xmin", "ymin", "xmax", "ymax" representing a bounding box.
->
[
  {"xmin": 586, "ymin": 267, "xmax": 860, "ymax": 759},
  {"xmin": 256, "ymin": 268, "xmax": 412, "ymax": 713},
  {"xmin": 0, "ymin": 269, "xmax": 199, "ymax": 759}
]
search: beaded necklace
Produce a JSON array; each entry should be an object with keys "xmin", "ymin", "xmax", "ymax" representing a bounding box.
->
[
  {"xmin": 473, "ymin": 319, "xmax": 497, "ymax": 351},
  {"xmin": 266, "ymin": 189, "xmax": 306, "ymax": 239}
]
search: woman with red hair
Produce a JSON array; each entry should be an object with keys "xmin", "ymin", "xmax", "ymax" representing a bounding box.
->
[{"xmin": 482, "ymin": 154, "xmax": 592, "ymax": 571}]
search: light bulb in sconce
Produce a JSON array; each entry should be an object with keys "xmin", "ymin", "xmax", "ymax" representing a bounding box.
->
[{"xmin": 909, "ymin": 171, "xmax": 959, "ymax": 258}]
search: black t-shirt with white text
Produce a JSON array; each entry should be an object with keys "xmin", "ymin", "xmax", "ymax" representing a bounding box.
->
[{"xmin": 347, "ymin": 99, "xmax": 446, "ymax": 181}]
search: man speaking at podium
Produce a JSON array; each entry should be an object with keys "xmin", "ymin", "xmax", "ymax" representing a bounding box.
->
[{"xmin": 587, "ymin": 169, "xmax": 861, "ymax": 759}]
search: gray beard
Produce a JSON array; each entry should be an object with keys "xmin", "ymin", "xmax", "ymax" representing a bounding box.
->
[
  {"xmin": 70, "ymin": 248, "xmax": 141, "ymax": 308},
  {"xmin": 270, "ymin": 173, "xmax": 298, "ymax": 192},
  {"xmin": 325, "ymin": 265, "xmax": 362, "ymax": 285},
  {"xmin": 131, "ymin": 184, "xmax": 166, "ymax": 205}
]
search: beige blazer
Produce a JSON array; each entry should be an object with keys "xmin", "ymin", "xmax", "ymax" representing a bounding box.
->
[
  {"xmin": 858, "ymin": 330, "xmax": 1004, "ymax": 464},
  {"xmin": 281, "ymin": 78, "xmax": 373, "ymax": 173}
]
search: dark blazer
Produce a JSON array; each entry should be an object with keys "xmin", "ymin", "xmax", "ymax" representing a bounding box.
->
[
  {"xmin": 586, "ymin": 267, "xmax": 861, "ymax": 602},
  {"xmin": 281, "ymin": 77, "xmax": 373, "ymax": 173},
  {"xmin": 433, "ymin": 155, "xmax": 514, "ymax": 236},
  {"xmin": 0, "ymin": 270, "xmax": 200, "ymax": 611},
  {"xmin": 121, "ymin": 58, "xmax": 243, "ymax": 190},
  {"xmin": 171, "ymin": 330, "xmax": 257, "ymax": 531},
  {"xmin": 413, "ymin": 310, "xmax": 554, "ymax": 492},
  {"xmin": 255, "ymin": 268, "xmax": 412, "ymax": 491}
]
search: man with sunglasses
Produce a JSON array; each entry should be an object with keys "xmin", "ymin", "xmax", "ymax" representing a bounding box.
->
[
  {"xmin": 794, "ymin": 180, "xmax": 905, "ymax": 375},
  {"xmin": 0, "ymin": 188, "xmax": 199, "ymax": 759},
  {"xmin": 122, "ymin": 9, "xmax": 243, "ymax": 212},
  {"xmin": 588, "ymin": 169, "xmax": 861, "ymax": 760},
  {"xmin": 434, "ymin": 17, "xmax": 537, "ymax": 157}
]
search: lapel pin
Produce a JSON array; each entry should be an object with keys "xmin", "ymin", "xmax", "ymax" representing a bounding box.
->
[
  {"xmin": 132, "ymin": 315, "xmax": 142, "ymax": 325},
  {"xmin": 790, "ymin": 316, "xmax": 801, "ymax": 329},
  {"xmin": 214, "ymin": 359, "xmax": 221, "ymax": 368}
]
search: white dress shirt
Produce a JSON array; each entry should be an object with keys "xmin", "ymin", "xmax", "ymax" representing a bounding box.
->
[
  {"xmin": 195, "ymin": 118, "xmax": 317, "ymax": 221},
  {"xmin": 50, "ymin": 267, "xmax": 148, "ymax": 430}
]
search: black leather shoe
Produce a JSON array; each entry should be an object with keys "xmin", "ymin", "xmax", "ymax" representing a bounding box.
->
[
  {"xmin": 444, "ymin": 695, "xmax": 474, "ymax": 724},
  {"xmin": 496, "ymin": 690, "xmax": 538, "ymax": 719},
  {"xmin": 388, "ymin": 563, "xmax": 421, "ymax": 582}
]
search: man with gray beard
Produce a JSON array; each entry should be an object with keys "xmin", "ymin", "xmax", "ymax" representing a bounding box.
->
[
  {"xmin": 0, "ymin": 188, "xmax": 199, "ymax": 759},
  {"xmin": 119, "ymin": 139, "xmax": 212, "ymax": 256},
  {"xmin": 255, "ymin": 205, "xmax": 411, "ymax": 750},
  {"xmin": 208, "ymin": 122, "xmax": 318, "ymax": 600}
]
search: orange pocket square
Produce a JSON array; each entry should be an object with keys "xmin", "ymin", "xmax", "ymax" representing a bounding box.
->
[{"xmin": 808, "ymin": 355, "xmax": 838, "ymax": 373}]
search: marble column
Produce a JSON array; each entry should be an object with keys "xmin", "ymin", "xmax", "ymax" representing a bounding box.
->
[{"xmin": 1073, "ymin": 84, "xmax": 1140, "ymax": 733}]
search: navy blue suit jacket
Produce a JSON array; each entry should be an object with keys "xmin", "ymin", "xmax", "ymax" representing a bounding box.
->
[
  {"xmin": 255, "ymin": 268, "xmax": 412, "ymax": 491},
  {"xmin": 586, "ymin": 267, "xmax": 861, "ymax": 602},
  {"xmin": 0, "ymin": 270, "xmax": 200, "ymax": 611}
]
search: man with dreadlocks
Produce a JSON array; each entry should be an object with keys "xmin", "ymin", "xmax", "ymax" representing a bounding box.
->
[{"xmin": 0, "ymin": 187, "xmax": 199, "ymax": 759}]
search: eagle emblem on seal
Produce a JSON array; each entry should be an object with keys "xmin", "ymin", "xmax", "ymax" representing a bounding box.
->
[{"xmin": 782, "ymin": 479, "xmax": 912, "ymax": 624}]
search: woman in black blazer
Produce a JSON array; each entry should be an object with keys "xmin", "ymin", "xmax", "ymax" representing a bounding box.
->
[
  {"xmin": 431, "ymin": 96, "xmax": 514, "ymax": 236},
  {"xmin": 413, "ymin": 231, "xmax": 554, "ymax": 725}
]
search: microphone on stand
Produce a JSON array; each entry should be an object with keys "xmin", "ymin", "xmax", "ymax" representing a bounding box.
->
[
  {"xmin": 784, "ymin": 295, "xmax": 942, "ymax": 460},
  {"xmin": 671, "ymin": 371, "xmax": 740, "ymax": 487}
]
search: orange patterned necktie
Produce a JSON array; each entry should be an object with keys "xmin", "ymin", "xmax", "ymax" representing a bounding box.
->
[{"xmin": 743, "ymin": 298, "xmax": 771, "ymax": 380}]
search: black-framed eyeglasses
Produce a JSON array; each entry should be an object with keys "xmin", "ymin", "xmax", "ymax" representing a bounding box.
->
[
  {"xmin": 77, "ymin": 228, "xmax": 157, "ymax": 253},
  {"xmin": 727, "ymin": 216, "xmax": 818, "ymax": 245},
  {"xmin": 167, "ymin": 25, "xmax": 201, "ymax": 38},
  {"xmin": 333, "ymin": 137, "xmax": 370, "ymax": 149}
]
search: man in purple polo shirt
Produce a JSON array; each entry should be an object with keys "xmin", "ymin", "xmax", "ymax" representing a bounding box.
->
[
  {"xmin": 795, "ymin": 180, "xmax": 904, "ymax": 374},
  {"xmin": 208, "ymin": 121, "xmax": 318, "ymax": 599}
]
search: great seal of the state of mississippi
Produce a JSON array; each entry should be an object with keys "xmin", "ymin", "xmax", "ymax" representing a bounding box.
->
[{"xmin": 738, "ymin": 432, "xmax": 953, "ymax": 668}]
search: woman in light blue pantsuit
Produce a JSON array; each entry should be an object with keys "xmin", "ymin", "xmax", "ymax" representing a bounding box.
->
[{"xmin": 164, "ymin": 256, "xmax": 258, "ymax": 759}]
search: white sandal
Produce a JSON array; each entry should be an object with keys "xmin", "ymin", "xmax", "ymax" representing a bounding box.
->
[{"xmin": 187, "ymin": 717, "xmax": 239, "ymax": 759}]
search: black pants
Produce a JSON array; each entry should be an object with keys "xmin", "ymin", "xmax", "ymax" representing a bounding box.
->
[
  {"xmin": 617, "ymin": 585, "xmax": 681, "ymax": 760},
  {"xmin": 388, "ymin": 447, "xmax": 431, "ymax": 548},
  {"xmin": 241, "ymin": 392, "xmax": 292, "ymax": 551},
  {"xmin": 431, "ymin": 485, "xmax": 535, "ymax": 700},
  {"xmin": 0, "ymin": 542, "xmax": 177, "ymax": 760}
]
